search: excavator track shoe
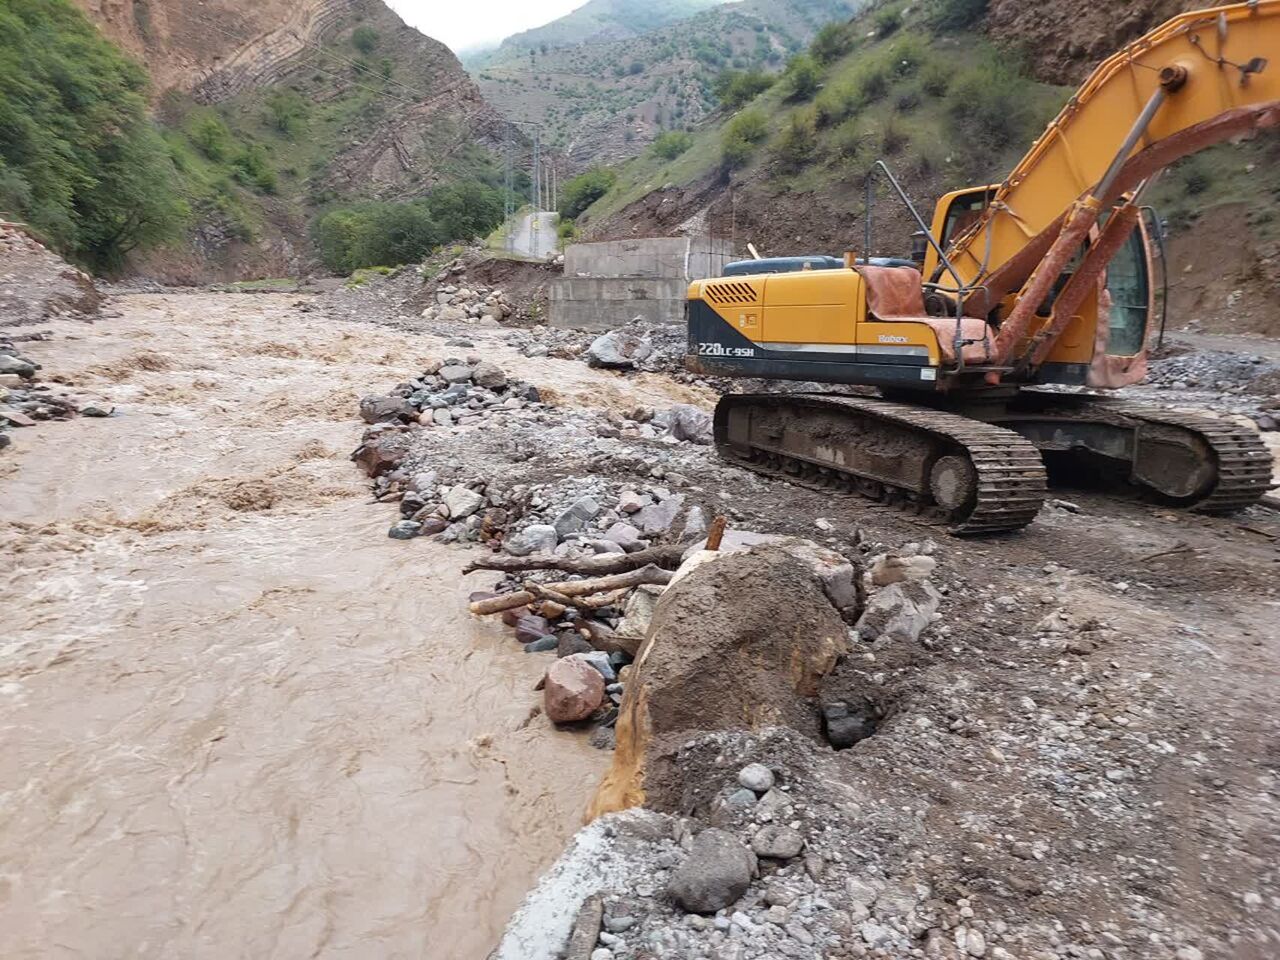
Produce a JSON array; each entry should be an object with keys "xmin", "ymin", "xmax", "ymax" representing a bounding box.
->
[{"xmin": 714, "ymin": 393, "xmax": 1046, "ymax": 535}]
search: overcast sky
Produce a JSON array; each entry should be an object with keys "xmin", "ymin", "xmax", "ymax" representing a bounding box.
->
[{"xmin": 386, "ymin": 0, "xmax": 588, "ymax": 54}]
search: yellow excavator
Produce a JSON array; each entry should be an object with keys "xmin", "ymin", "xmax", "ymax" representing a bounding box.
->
[{"xmin": 687, "ymin": 0, "xmax": 1277, "ymax": 533}]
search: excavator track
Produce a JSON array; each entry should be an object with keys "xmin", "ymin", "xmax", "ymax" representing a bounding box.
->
[
  {"xmin": 1073, "ymin": 399, "xmax": 1273, "ymax": 513},
  {"xmin": 715, "ymin": 393, "xmax": 1047, "ymax": 535}
]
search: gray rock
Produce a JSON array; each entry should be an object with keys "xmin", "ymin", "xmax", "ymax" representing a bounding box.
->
[
  {"xmin": 505, "ymin": 523, "xmax": 559, "ymax": 557},
  {"xmin": 443, "ymin": 486, "xmax": 485, "ymax": 520},
  {"xmin": 586, "ymin": 539, "xmax": 626, "ymax": 555},
  {"xmin": 602, "ymin": 522, "xmax": 647, "ymax": 553},
  {"xmin": 751, "ymin": 824, "xmax": 804, "ymax": 860},
  {"xmin": 585, "ymin": 331, "xmax": 653, "ymax": 369},
  {"xmin": 554, "ymin": 495, "xmax": 602, "ymax": 538},
  {"xmin": 737, "ymin": 763, "xmax": 775, "ymax": 793},
  {"xmin": 725, "ymin": 788, "xmax": 758, "ymax": 809},
  {"xmin": 472, "ymin": 361, "xmax": 507, "ymax": 390},
  {"xmin": 523, "ymin": 634, "xmax": 558, "ymax": 653},
  {"xmin": 667, "ymin": 827, "xmax": 756, "ymax": 914},
  {"xmin": 439, "ymin": 364, "xmax": 474, "ymax": 384},
  {"xmin": 0, "ymin": 354, "xmax": 37, "ymax": 379},
  {"xmin": 663, "ymin": 404, "xmax": 713, "ymax": 444},
  {"xmin": 359, "ymin": 394, "xmax": 413, "ymax": 424},
  {"xmin": 682, "ymin": 505, "xmax": 707, "ymax": 540},
  {"xmin": 576, "ymin": 650, "xmax": 617, "ymax": 682},
  {"xmin": 617, "ymin": 490, "xmax": 652, "ymax": 514},
  {"xmin": 388, "ymin": 520, "xmax": 422, "ymax": 540},
  {"xmin": 634, "ymin": 494, "xmax": 684, "ymax": 536},
  {"xmin": 823, "ymin": 701, "xmax": 877, "ymax": 748},
  {"xmin": 856, "ymin": 580, "xmax": 942, "ymax": 643},
  {"xmin": 616, "ymin": 583, "xmax": 664, "ymax": 640}
]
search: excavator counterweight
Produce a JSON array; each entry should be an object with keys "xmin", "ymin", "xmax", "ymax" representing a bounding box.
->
[{"xmin": 687, "ymin": 1, "xmax": 1278, "ymax": 532}]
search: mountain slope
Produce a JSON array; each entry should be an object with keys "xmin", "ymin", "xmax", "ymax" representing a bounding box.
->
[
  {"xmin": 467, "ymin": 0, "xmax": 729, "ymax": 65},
  {"xmin": 474, "ymin": 0, "xmax": 859, "ymax": 166},
  {"xmin": 67, "ymin": 0, "xmax": 521, "ymax": 280},
  {"xmin": 577, "ymin": 0, "xmax": 1280, "ymax": 336}
]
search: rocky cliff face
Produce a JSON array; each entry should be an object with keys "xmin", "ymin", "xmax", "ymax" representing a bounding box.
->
[
  {"xmin": 985, "ymin": 0, "xmax": 1202, "ymax": 84},
  {"xmin": 69, "ymin": 0, "xmax": 518, "ymax": 280}
]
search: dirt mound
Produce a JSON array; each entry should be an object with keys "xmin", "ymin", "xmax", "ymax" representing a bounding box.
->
[
  {"xmin": 592, "ymin": 545, "xmax": 850, "ymax": 818},
  {"xmin": 0, "ymin": 223, "xmax": 101, "ymax": 328}
]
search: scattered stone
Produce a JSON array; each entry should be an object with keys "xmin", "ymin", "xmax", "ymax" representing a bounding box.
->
[
  {"xmin": 856, "ymin": 580, "xmax": 941, "ymax": 643},
  {"xmin": 554, "ymin": 496, "xmax": 602, "ymax": 538},
  {"xmin": 585, "ymin": 331, "xmax": 653, "ymax": 369},
  {"xmin": 662, "ymin": 404, "xmax": 713, "ymax": 444},
  {"xmin": 439, "ymin": 364, "xmax": 474, "ymax": 384},
  {"xmin": 443, "ymin": 485, "xmax": 485, "ymax": 519},
  {"xmin": 387, "ymin": 520, "xmax": 422, "ymax": 540},
  {"xmin": 524, "ymin": 635, "xmax": 558, "ymax": 653},
  {"xmin": 472, "ymin": 361, "xmax": 508, "ymax": 389},
  {"xmin": 506, "ymin": 524, "xmax": 559, "ymax": 557},
  {"xmin": 515, "ymin": 615, "xmax": 552, "ymax": 644},
  {"xmin": 751, "ymin": 824, "xmax": 805, "ymax": 860},
  {"xmin": 667, "ymin": 828, "xmax": 756, "ymax": 913},
  {"xmin": 543, "ymin": 656, "xmax": 605, "ymax": 723},
  {"xmin": 737, "ymin": 763, "xmax": 775, "ymax": 794}
]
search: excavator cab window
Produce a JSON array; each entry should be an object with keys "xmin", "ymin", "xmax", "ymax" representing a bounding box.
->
[
  {"xmin": 1104, "ymin": 228, "xmax": 1150, "ymax": 356},
  {"xmin": 940, "ymin": 188, "xmax": 997, "ymax": 248}
]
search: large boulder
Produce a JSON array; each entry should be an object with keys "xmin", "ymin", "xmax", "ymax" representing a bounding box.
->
[
  {"xmin": 590, "ymin": 544, "xmax": 849, "ymax": 816},
  {"xmin": 359, "ymin": 394, "xmax": 414, "ymax": 424},
  {"xmin": 544, "ymin": 655, "xmax": 606, "ymax": 723},
  {"xmin": 682, "ymin": 532, "xmax": 862, "ymax": 620},
  {"xmin": 584, "ymin": 331, "xmax": 653, "ymax": 369},
  {"xmin": 667, "ymin": 828, "xmax": 757, "ymax": 914},
  {"xmin": 351, "ymin": 430, "xmax": 412, "ymax": 477},
  {"xmin": 856, "ymin": 580, "xmax": 941, "ymax": 643},
  {"xmin": 660, "ymin": 404, "xmax": 713, "ymax": 444}
]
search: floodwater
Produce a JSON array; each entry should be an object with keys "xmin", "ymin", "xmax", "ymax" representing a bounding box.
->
[{"xmin": 0, "ymin": 294, "xmax": 609, "ymax": 959}]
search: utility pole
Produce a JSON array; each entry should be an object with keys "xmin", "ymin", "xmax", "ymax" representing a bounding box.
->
[
  {"xmin": 503, "ymin": 126, "xmax": 515, "ymax": 252},
  {"xmin": 532, "ymin": 126, "xmax": 541, "ymax": 212}
]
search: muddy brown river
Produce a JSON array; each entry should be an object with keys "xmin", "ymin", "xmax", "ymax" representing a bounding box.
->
[{"xmin": 0, "ymin": 293, "xmax": 705, "ymax": 958}]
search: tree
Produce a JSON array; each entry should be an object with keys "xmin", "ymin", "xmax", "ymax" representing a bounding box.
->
[
  {"xmin": 784, "ymin": 54, "xmax": 821, "ymax": 101},
  {"xmin": 559, "ymin": 168, "xmax": 617, "ymax": 220},
  {"xmin": 352, "ymin": 26, "xmax": 379, "ymax": 54},
  {"xmin": 0, "ymin": 0, "xmax": 188, "ymax": 270},
  {"xmin": 713, "ymin": 69, "xmax": 774, "ymax": 109},
  {"xmin": 426, "ymin": 181, "xmax": 503, "ymax": 239},
  {"xmin": 266, "ymin": 90, "xmax": 309, "ymax": 137},
  {"xmin": 652, "ymin": 131, "xmax": 694, "ymax": 160},
  {"xmin": 810, "ymin": 23, "xmax": 853, "ymax": 65}
]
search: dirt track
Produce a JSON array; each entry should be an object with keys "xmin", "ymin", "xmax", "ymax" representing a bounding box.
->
[{"xmin": 3, "ymin": 292, "xmax": 1278, "ymax": 958}]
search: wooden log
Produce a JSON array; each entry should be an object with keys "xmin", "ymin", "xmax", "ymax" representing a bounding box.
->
[
  {"xmin": 469, "ymin": 590, "xmax": 535, "ymax": 616},
  {"xmin": 462, "ymin": 544, "xmax": 685, "ymax": 576},
  {"xmin": 467, "ymin": 565, "xmax": 673, "ymax": 616},
  {"xmin": 527, "ymin": 584, "xmax": 630, "ymax": 612},
  {"xmin": 706, "ymin": 515, "xmax": 728, "ymax": 551}
]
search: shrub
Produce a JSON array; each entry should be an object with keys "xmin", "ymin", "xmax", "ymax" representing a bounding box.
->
[
  {"xmin": 313, "ymin": 202, "xmax": 440, "ymax": 274},
  {"xmin": 945, "ymin": 52, "xmax": 1033, "ymax": 150},
  {"xmin": 0, "ymin": 0, "xmax": 188, "ymax": 270},
  {"xmin": 831, "ymin": 117, "xmax": 870, "ymax": 166},
  {"xmin": 425, "ymin": 181, "xmax": 503, "ymax": 239},
  {"xmin": 721, "ymin": 108, "xmax": 769, "ymax": 168},
  {"xmin": 895, "ymin": 90, "xmax": 921, "ymax": 113},
  {"xmin": 857, "ymin": 64, "xmax": 890, "ymax": 104},
  {"xmin": 713, "ymin": 69, "xmax": 774, "ymax": 109},
  {"xmin": 929, "ymin": 0, "xmax": 988, "ymax": 30},
  {"xmin": 232, "ymin": 146, "xmax": 277, "ymax": 194},
  {"xmin": 880, "ymin": 115, "xmax": 909, "ymax": 155},
  {"xmin": 187, "ymin": 111, "xmax": 235, "ymax": 161},
  {"xmin": 875, "ymin": 6, "xmax": 903, "ymax": 36},
  {"xmin": 772, "ymin": 110, "xmax": 818, "ymax": 172},
  {"xmin": 352, "ymin": 25, "xmax": 378, "ymax": 54},
  {"xmin": 920, "ymin": 62, "xmax": 951, "ymax": 97},
  {"xmin": 265, "ymin": 90, "xmax": 309, "ymax": 137},
  {"xmin": 559, "ymin": 167, "xmax": 617, "ymax": 219},
  {"xmin": 888, "ymin": 35, "xmax": 927, "ymax": 77},
  {"xmin": 1180, "ymin": 157, "xmax": 1213, "ymax": 195},
  {"xmin": 814, "ymin": 80, "xmax": 859, "ymax": 127},
  {"xmin": 652, "ymin": 130, "xmax": 694, "ymax": 160},
  {"xmin": 784, "ymin": 54, "xmax": 822, "ymax": 101},
  {"xmin": 810, "ymin": 22, "xmax": 854, "ymax": 65}
]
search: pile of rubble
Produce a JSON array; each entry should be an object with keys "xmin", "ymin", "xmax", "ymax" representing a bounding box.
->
[
  {"xmin": 1, "ymin": 338, "xmax": 112, "ymax": 451},
  {"xmin": 494, "ymin": 536, "xmax": 1242, "ymax": 960},
  {"xmin": 1142, "ymin": 342, "xmax": 1279, "ymax": 430},
  {"xmin": 0, "ymin": 221, "xmax": 102, "ymax": 326},
  {"xmin": 351, "ymin": 356, "xmax": 721, "ymax": 550}
]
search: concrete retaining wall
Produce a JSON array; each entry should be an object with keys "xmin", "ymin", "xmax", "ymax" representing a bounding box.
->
[{"xmin": 551, "ymin": 236, "xmax": 734, "ymax": 330}]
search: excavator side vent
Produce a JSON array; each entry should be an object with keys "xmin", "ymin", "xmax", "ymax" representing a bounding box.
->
[{"xmin": 703, "ymin": 281, "xmax": 760, "ymax": 305}]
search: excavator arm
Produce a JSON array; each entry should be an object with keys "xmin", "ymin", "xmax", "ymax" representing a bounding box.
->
[{"xmin": 941, "ymin": 0, "xmax": 1280, "ymax": 375}]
